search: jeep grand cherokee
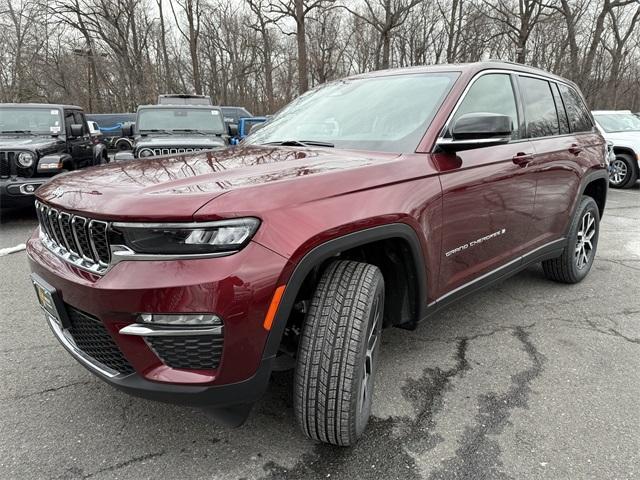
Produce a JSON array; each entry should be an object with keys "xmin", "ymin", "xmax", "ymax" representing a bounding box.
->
[{"xmin": 27, "ymin": 62, "xmax": 608, "ymax": 446}]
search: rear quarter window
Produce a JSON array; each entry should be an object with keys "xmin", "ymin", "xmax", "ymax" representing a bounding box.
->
[{"xmin": 558, "ymin": 84, "xmax": 594, "ymax": 133}]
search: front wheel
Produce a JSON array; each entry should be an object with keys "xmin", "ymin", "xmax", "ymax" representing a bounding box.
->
[
  {"xmin": 542, "ymin": 196, "xmax": 600, "ymax": 283},
  {"xmin": 294, "ymin": 260, "xmax": 384, "ymax": 446}
]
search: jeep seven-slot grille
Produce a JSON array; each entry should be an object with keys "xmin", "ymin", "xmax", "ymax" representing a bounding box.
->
[
  {"xmin": 146, "ymin": 335, "xmax": 224, "ymax": 370},
  {"xmin": 0, "ymin": 151, "xmax": 37, "ymax": 178},
  {"xmin": 35, "ymin": 200, "xmax": 111, "ymax": 273},
  {"xmin": 66, "ymin": 305, "xmax": 135, "ymax": 375},
  {"xmin": 152, "ymin": 147, "xmax": 203, "ymax": 156}
]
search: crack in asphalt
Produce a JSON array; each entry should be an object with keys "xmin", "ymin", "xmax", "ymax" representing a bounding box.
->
[
  {"xmin": 79, "ymin": 451, "xmax": 166, "ymax": 479},
  {"xmin": 1, "ymin": 380, "xmax": 93, "ymax": 401},
  {"xmin": 261, "ymin": 327, "xmax": 549, "ymax": 480},
  {"xmin": 427, "ymin": 327, "xmax": 545, "ymax": 480}
]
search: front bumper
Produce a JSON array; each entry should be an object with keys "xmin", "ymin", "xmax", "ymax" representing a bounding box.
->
[
  {"xmin": 0, "ymin": 177, "xmax": 49, "ymax": 208},
  {"xmin": 27, "ymin": 232, "xmax": 288, "ymax": 417}
]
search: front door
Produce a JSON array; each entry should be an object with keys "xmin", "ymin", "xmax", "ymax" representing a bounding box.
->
[{"xmin": 434, "ymin": 72, "xmax": 537, "ymax": 297}]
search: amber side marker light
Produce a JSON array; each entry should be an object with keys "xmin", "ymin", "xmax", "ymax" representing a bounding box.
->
[{"xmin": 263, "ymin": 285, "xmax": 286, "ymax": 331}]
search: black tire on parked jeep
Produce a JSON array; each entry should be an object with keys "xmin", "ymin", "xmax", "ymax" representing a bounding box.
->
[
  {"xmin": 542, "ymin": 196, "xmax": 600, "ymax": 284},
  {"xmin": 294, "ymin": 260, "xmax": 384, "ymax": 446},
  {"xmin": 609, "ymin": 152, "xmax": 639, "ymax": 189}
]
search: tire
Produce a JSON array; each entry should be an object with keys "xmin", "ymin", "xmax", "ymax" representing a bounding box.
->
[
  {"xmin": 542, "ymin": 196, "xmax": 600, "ymax": 284},
  {"xmin": 609, "ymin": 153, "xmax": 638, "ymax": 189},
  {"xmin": 294, "ymin": 260, "xmax": 384, "ymax": 446}
]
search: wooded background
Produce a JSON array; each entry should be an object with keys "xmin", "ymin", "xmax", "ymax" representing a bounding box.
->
[{"xmin": 1, "ymin": 0, "xmax": 639, "ymax": 115}]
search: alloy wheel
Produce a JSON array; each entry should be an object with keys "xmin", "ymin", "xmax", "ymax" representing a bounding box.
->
[
  {"xmin": 358, "ymin": 293, "xmax": 382, "ymax": 415},
  {"xmin": 575, "ymin": 210, "xmax": 596, "ymax": 270},
  {"xmin": 610, "ymin": 158, "xmax": 628, "ymax": 186}
]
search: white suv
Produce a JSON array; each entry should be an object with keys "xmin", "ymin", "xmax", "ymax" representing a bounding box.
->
[{"xmin": 592, "ymin": 110, "xmax": 640, "ymax": 188}]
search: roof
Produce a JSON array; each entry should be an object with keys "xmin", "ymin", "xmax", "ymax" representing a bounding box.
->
[
  {"xmin": 137, "ymin": 104, "xmax": 222, "ymax": 111},
  {"xmin": 0, "ymin": 102, "xmax": 82, "ymax": 110},
  {"xmin": 348, "ymin": 61, "xmax": 577, "ymax": 88}
]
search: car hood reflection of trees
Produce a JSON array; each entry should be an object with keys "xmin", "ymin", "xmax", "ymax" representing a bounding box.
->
[{"xmin": 36, "ymin": 145, "xmax": 402, "ymax": 220}]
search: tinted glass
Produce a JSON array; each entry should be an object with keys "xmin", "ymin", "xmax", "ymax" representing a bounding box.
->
[
  {"xmin": 0, "ymin": 107, "xmax": 63, "ymax": 135},
  {"xmin": 137, "ymin": 108, "xmax": 225, "ymax": 133},
  {"xmin": 519, "ymin": 77, "xmax": 559, "ymax": 138},
  {"xmin": 551, "ymin": 83, "xmax": 570, "ymax": 135},
  {"xmin": 558, "ymin": 84, "xmax": 593, "ymax": 133},
  {"xmin": 451, "ymin": 74, "xmax": 519, "ymax": 139},
  {"xmin": 245, "ymin": 73, "xmax": 459, "ymax": 153}
]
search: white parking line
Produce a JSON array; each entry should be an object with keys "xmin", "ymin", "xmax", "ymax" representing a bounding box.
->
[{"xmin": 0, "ymin": 244, "xmax": 26, "ymax": 257}]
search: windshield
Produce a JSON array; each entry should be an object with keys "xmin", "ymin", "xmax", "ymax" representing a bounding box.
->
[
  {"xmin": 0, "ymin": 107, "xmax": 63, "ymax": 135},
  {"xmin": 593, "ymin": 113, "xmax": 640, "ymax": 133},
  {"xmin": 244, "ymin": 72, "xmax": 459, "ymax": 153},
  {"xmin": 137, "ymin": 108, "xmax": 225, "ymax": 133}
]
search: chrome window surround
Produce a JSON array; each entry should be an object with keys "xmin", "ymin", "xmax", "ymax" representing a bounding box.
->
[
  {"xmin": 35, "ymin": 200, "xmax": 239, "ymax": 276},
  {"xmin": 435, "ymin": 68, "xmax": 593, "ymax": 149}
]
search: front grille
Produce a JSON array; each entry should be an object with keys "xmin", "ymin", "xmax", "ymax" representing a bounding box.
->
[
  {"xmin": 146, "ymin": 335, "xmax": 224, "ymax": 370},
  {"xmin": 139, "ymin": 147, "xmax": 204, "ymax": 158},
  {"xmin": 0, "ymin": 151, "xmax": 36, "ymax": 178},
  {"xmin": 35, "ymin": 200, "xmax": 111, "ymax": 274},
  {"xmin": 66, "ymin": 305, "xmax": 135, "ymax": 375}
]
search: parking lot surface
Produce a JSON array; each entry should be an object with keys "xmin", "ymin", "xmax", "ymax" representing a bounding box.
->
[{"xmin": 1, "ymin": 186, "xmax": 639, "ymax": 480}]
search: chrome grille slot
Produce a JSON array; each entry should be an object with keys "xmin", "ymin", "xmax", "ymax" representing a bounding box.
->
[{"xmin": 35, "ymin": 200, "xmax": 111, "ymax": 275}]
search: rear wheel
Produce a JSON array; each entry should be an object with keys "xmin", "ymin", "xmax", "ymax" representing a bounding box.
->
[
  {"xmin": 294, "ymin": 260, "xmax": 384, "ymax": 446},
  {"xmin": 609, "ymin": 153, "xmax": 638, "ymax": 188},
  {"xmin": 542, "ymin": 196, "xmax": 600, "ymax": 284}
]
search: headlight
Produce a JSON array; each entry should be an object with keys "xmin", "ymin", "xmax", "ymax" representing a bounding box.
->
[
  {"xmin": 138, "ymin": 148, "xmax": 154, "ymax": 157},
  {"xmin": 111, "ymin": 218, "xmax": 260, "ymax": 255},
  {"xmin": 17, "ymin": 152, "xmax": 35, "ymax": 168}
]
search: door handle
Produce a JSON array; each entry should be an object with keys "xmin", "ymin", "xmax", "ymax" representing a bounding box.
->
[
  {"xmin": 568, "ymin": 144, "xmax": 582, "ymax": 155},
  {"xmin": 512, "ymin": 152, "xmax": 534, "ymax": 166}
]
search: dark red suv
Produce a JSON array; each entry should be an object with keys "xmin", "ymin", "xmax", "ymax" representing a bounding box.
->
[{"xmin": 28, "ymin": 62, "xmax": 608, "ymax": 446}]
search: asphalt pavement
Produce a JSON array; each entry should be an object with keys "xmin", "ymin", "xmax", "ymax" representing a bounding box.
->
[{"xmin": 1, "ymin": 185, "xmax": 639, "ymax": 480}]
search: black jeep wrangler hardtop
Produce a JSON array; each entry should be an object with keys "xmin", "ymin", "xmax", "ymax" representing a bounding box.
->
[{"xmin": 0, "ymin": 103, "xmax": 107, "ymax": 208}]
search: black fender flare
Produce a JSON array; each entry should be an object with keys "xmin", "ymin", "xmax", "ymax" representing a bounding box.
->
[
  {"xmin": 568, "ymin": 167, "xmax": 609, "ymax": 230},
  {"xmin": 261, "ymin": 223, "xmax": 428, "ymax": 360},
  {"xmin": 92, "ymin": 143, "xmax": 108, "ymax": 164},
  {"xmin": 37, "ymin": 153, "xmax": 73, "ymax": 173}
]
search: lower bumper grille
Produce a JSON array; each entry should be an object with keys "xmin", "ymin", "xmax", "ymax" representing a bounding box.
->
[
  {"xmin": 66, "ymin": 306, "xmax": 135, "ymax": 375},
  {"xmin": 146, "ymin": 335, "xmax": 223, "ymax": 370}
]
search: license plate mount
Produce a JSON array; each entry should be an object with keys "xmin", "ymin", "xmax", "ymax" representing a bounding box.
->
[{"xmin": 31, "ymin": 273, "xmax": 70, "ymax": 329}]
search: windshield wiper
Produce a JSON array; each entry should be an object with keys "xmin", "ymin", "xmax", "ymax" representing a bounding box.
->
[
  {"xmin": 171, "ymin": 129, "xmax": 210, "ymax": 135},
  {"xmin": 140, "ymin": 129, "xmax": 173, "ymax": 135},
  {"xmin": 263, "ymin": 140, "xmax": 334, "ymax": 148},
  {"xmin": 0, "ymin": 129, "xmax": 34, "ymax": 134}
]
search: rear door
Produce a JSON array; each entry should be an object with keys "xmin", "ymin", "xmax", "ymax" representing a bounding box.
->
[
  {"xmin": 436, "ymin": 72, "xmax": 537, "ymax": 296},
  {"xmin": 519, "ymin": 76, "xmax": 600, "ymax": 246},
  {"xmin": 66, "ymin": 110, "xmax": 93, "ymax": 167}
]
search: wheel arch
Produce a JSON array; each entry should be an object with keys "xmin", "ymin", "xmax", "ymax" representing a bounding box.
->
[{"xmin": 261, "ymin": 223, "xmax": 428, "ymax": 360}]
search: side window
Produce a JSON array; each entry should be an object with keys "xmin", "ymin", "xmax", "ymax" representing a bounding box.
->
[
  {"xmin": 73, "ymin": 111, "xmax": 87, "ymax": 134},
  {"xmin": 451, "ymin": 73, "xmax": 519, "ymax": 139},
  {"xmin": 64, "ymin": 111, "xmax": 75, "ymax": 136},
  {"xmin": 551, "ymin": 83, "xmax": 570, "ymax": 135},
  {"xmin": 558, "ymin": 84, "xmax": 594, "ymax": 133},
  {"xmin": 519, "ymin": 76, "xmax": 559, "ymax": 138}
]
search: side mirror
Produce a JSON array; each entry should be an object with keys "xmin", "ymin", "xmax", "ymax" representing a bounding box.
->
[
  {"xmin": 114, "ymin": 151, "xmax": 135, "ymax": 162},
  {"xmin": 122, "ymin": 124, "xmax": 134, "ymax": 137},
  {"xmin": 228, "ymin": 123, "xmax": 239, "ymax": 137},
  {"xmin": 437, "ymin": 113, "xmax": 512, "ymax": 152},
  {"xmin": 70, "ymin": 124, "xmax": 84, "ymax": 137}
]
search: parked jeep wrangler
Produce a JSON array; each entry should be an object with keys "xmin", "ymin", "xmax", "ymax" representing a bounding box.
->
[
  {"xmin": 0, "ymin": 103, "xmax": 108, "ymax": 208},
  {"xmin": 114, "ymin": 104, "xmax": 230, "ymax": 161},
  {"xmin": 28, "ymin": 62, "xmax": 608, "ymax": 446}
]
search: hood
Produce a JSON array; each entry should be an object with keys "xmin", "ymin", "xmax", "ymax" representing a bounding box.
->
[
  {"xmin": 135, "ymin": 135, "xmax": 226, "ymax": 149},
  {"xmin": 36, "ymin": 145, "xmax": 398, "ymax": 221},
  {"xmin": 601, "ymin": 131, "xmax": 640, "ymax": 148},
  {"xmin": 0, "ymin": 135, "xmax": 63, "ymax": 153}
]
